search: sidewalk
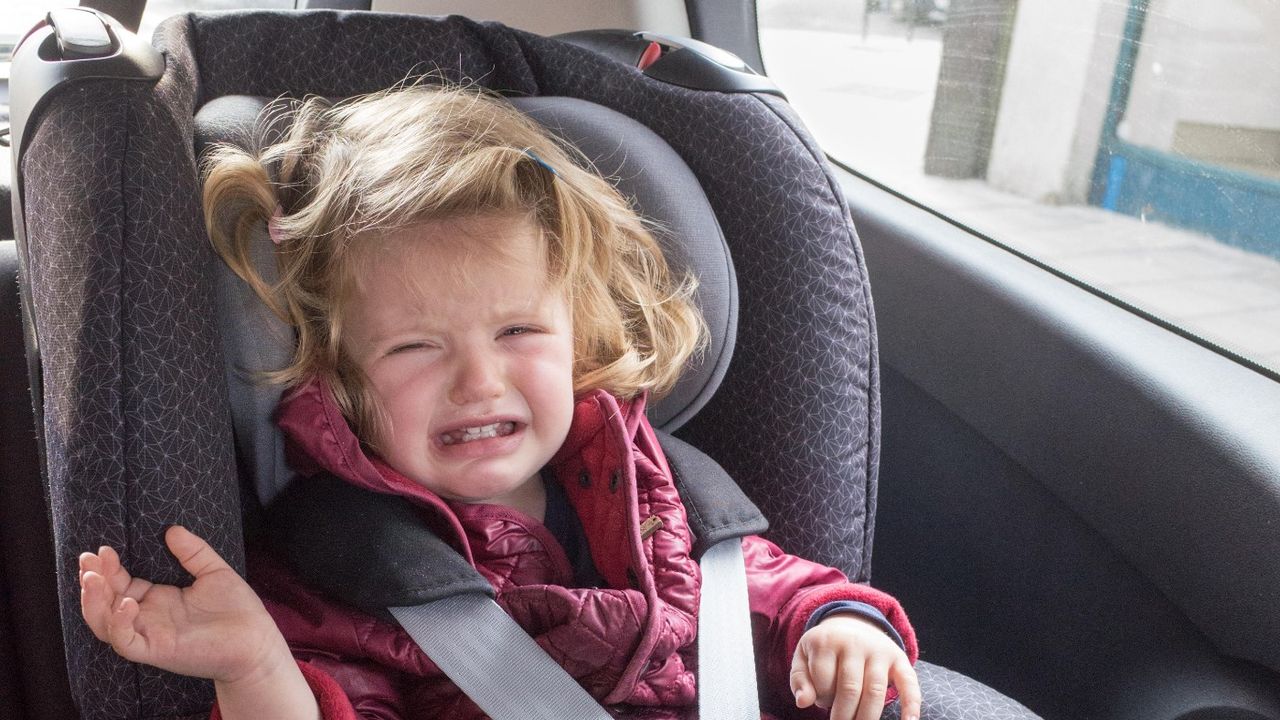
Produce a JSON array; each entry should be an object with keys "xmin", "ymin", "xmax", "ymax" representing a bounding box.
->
[{"xmin": 760, "ymin": 19, "xmax": 1280, "ymax": 372}]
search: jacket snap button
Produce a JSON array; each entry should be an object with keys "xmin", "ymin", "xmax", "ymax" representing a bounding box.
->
[
  {"xmin": 578, "ymin": 469, "xmax": 591, "ymax": 488},
  {"xmin": 609, "ymin": 469, "xmax": 620, "ymax": 492}
]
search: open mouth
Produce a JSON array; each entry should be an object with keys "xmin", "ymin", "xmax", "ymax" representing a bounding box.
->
[{"xmin": 439, "ymin": 421, "xmax": 519, "ymax": 446}]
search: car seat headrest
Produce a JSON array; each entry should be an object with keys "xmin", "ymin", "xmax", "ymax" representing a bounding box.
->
[{"xmin": 194, "ymin": 94, "xmax": 737, "ymax": 505}]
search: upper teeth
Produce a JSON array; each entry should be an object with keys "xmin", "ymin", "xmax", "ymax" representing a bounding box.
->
[{"xmin": 442, "ymin": 422, "xmax": 514, "ymax": 445}]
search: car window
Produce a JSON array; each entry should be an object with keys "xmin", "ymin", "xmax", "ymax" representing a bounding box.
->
[
  {"xmin": 758, "ymin": 0, "xmax": 1280, "ymax": 377},
  {"xmin": 3, "ymin": 2, "xmax": 64, "ymax": 51}
]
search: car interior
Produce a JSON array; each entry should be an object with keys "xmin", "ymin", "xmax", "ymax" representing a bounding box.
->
[{"xmin": 2, "ymin": 1, "xmax": 1279, "ymax": 720}]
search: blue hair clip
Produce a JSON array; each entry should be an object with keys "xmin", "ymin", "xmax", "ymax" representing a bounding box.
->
[{"xmin": 524, "ymin": 149, "xmax": 558, "ymax": 177}]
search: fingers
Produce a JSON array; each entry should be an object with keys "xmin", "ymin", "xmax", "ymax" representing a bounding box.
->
[
  {"xmin": 794, "ymin": 642, "xmax": 841, "ymax": 710},
  {"xmin": 165, "ymin": 525, "xmax": 232, "ymax": 579},
  {"xmin": 97, "ymin": 545, "xmax": 131, "ymax": 595},
  {"xmin": 891, "ymin": 657, "xmax": 922, "ymax": 720},
  {"xmin": 852, "ymin": 658, "xmax": 890, "ymax": 720},
  {"xmin": 790, "ymin": 644, "xmax": 816, "ymax": 708},
  {"xmin": 81, "ymin": 568, "xmax": 150, "ymax": 664},
  {"xmin": 79, "ymin": 568, "xmax": 113, "ymax": 642},
  {"xmin": 828, "ymin": 655, "xmax": 866, "ymax": 720},
  {"xmin": 106, "ymin": 596, "xmax": 149, "ymax": 664},
  {"xmin": 80, "ymin": 545, "xmax": 134, "ymax": 598}
]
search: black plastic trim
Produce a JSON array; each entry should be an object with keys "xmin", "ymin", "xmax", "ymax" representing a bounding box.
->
[
  {"xmin": 555, "ymin": 29, "xmax": 783, "ymax": 97},
  {"xmin": 78, "ymin": 0, "xmax": 147, "ymax": 34},
  {"xmin": 10, "ymin": 11, "xmax": 164, "ymax": 165},
  {"xmin": 684, "ymin": 0, "xmax": 765, "ymax": 74},
  {"xmin": 637, "ymin": 31, "xmax": 783, "ymax": 97},
  {"xmin": 297, "ymin": 0, "xmax": 372, "ymax": 9}
]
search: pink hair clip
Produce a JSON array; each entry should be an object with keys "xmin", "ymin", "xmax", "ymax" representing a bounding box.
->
[{"xmin": 267, "ymin": 204, "xmax": 286, "ymax": 245}]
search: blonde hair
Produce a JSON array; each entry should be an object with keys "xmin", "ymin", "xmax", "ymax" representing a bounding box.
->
[{"xmin": 203, "ymin": 84, "xmax": 706, "ymax": 444}]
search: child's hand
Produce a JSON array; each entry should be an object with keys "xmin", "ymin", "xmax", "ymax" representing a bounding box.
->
[
  {"xmin": 78, "ymin": 526, "xmax": 290, "ymax": 684},
  {"xmin": 790, "ymin": 614, "xmax": 921, "ymax": 720}
]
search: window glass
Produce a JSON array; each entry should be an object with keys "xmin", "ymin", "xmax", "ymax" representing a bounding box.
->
[
  {"xmin": 3, "ymin": 2, "xmax": 66, "ymax": 51},
  {"xmin": 759, "ymin": 0, "xmax": 1280, "ymax": 376}
]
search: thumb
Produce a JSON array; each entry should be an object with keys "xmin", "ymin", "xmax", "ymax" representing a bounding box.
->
[
  {"xmin": 165, "ymin": 525, "xmax": 233, "ymax": 579},
  {"xmin": 790, "ymin": 644, "xmax": 815, "ymax": 708}
]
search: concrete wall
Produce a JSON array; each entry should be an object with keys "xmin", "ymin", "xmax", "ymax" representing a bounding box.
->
[
  {"xmin": 987, "ymin": 0, "xmax": 1280, "ymax": 203},
  {"xmin": 1122, "ymin": 0, "xmax": 1280, "ymax": 172},
  {"xmin": 985, "ymin": 0, "xmax": 1127, "ymax": 204}
]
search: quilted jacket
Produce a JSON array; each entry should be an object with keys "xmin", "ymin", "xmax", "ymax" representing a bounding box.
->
[{"xmin": 216, "ymin": 379, "xmax": 917, "ymax": 719}]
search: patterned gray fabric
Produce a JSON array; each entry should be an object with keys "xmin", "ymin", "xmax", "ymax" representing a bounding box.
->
[
  {"xmin": 177, "ymin": 9, "xmax": 878, "ymax": 582},
  {"xmin": 882, "ymin": 662, "xmax": 1041, "ymax": 720},
  {"xmin": 22, "ymin": 37, "xmax": 235, "ymax": 720}
]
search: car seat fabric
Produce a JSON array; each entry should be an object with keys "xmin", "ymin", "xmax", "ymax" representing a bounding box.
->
[
  {"xmin": 880, "ymin": 662, "xmax": 1041, "ymax": 720},
  {"xmin": 10, "ymin": 10, "xmax": 1049, "ymax": 720},
  {"xmin": 20, "ymin": 66, "xmax": 243, "ymax": 718}
]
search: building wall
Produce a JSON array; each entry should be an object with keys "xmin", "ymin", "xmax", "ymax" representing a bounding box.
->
[
  {"xmin": 985, "ymin": 0, "xmax": 1126, "ymax": 204},
  {"xmin": 1122, "ymin": 0, "xmax": 1280, "ymax": 178}
]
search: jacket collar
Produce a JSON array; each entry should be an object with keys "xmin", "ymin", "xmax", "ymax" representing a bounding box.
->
[{"xmin": 274, "ymin": 376, "xmax": 646, "ymax": 559}]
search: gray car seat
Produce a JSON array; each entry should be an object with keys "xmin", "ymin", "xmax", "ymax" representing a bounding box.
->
[{"xmin": 10, "ymin": 8, "xmax": 1040, "ymax": 719}]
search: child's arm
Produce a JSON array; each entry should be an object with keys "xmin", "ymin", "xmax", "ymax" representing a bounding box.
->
[
  {"xmin": 790, "ymin": 613, "xmax": 921, "ymax": 720},
  {"xmin": 741, "ymin": 535, "xmax": 920, "ymax": 720},
  {"xmin": 78, "ymin": 526, "xmax": 320, "ymax": 720}
]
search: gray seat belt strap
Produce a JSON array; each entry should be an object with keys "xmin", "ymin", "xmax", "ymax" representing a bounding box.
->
[
  {"xmin": 389, "ymin": 596, "xmax": 613, "ymax": 720},
  {"xmin": 697, "ymin": 538, "xmax": 762, "ymax": 720},
  {"xmin": 389, "ymin": 541, "xmax": 762, "ymax": 720}
]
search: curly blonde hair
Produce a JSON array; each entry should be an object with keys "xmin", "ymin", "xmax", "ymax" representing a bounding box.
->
[{"xmin": 203, "ymin": 84, "xmax": 706, "ymax": 444}]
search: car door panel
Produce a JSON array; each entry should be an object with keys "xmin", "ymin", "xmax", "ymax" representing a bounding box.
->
[{"xmin": 842, "ymin": 169, "xmax": 1280, "ymax": 720}]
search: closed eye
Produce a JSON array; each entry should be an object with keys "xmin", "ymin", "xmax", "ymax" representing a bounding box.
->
[
  {"xmin": 388, "ymin": 342, "xmax": 430, "ymax": 354},
  {"xmin": 501, "ymin": 325, "xmax": 539, "ymax": 337}
]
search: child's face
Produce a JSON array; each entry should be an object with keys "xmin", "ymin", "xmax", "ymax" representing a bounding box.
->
[{"xmin": 341, "ymin": 213, "xmax": 575, "ymax": 512}]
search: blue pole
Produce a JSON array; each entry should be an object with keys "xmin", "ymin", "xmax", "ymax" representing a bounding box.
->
[{"xmin": 1088, "ymin": 0, "xmax": 1150, "ymax": 207}]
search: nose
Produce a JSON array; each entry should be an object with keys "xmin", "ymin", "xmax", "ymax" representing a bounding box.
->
[{"xmin": 447, "ymin": 344, "xmax": 506, "ymax": 406}]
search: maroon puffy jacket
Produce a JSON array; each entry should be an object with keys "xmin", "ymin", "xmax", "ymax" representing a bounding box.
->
[{"xmin": 216, "ymin": 380, "xmax": 917, "ymax": 719}]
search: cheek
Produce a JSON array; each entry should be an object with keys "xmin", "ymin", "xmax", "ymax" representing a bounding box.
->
[
  {"xmin": 515, "ymin": 341, "xmax": 575, "ymax": 411},
  {"xmin": 367, "ymin": 366, "xmax": 441, "ymax": 439}
]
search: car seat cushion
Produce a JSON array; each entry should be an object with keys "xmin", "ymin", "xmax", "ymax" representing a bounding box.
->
[{"xmin": 20, "ymin": 72, "xmax": 237, "ymax": 717}]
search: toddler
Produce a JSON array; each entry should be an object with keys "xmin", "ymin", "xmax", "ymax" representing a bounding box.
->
[{"xmin": 78, "ymin": 85, "xmax": 920, "ymax": 720}]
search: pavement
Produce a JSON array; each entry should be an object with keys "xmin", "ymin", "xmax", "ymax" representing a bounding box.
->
[{"xmin": 759, "ymin": 15, "xmax": 1280, "ymax": 373}]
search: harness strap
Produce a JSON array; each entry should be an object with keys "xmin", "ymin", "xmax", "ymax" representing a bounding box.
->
[
  {"xmin": 697, "ymin": 538, "xmax": 762, "ymax": 720},
  {"xmin": 388, "ymin": 536, "xmax": 757, "ymax": 720},
  {"xmin": 270, "ymin": 437, "xmax": 769, "ymax": 717},
  {"xmin": 389, "ymin": 596, "xmax": 612, "ymax": 720}
]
